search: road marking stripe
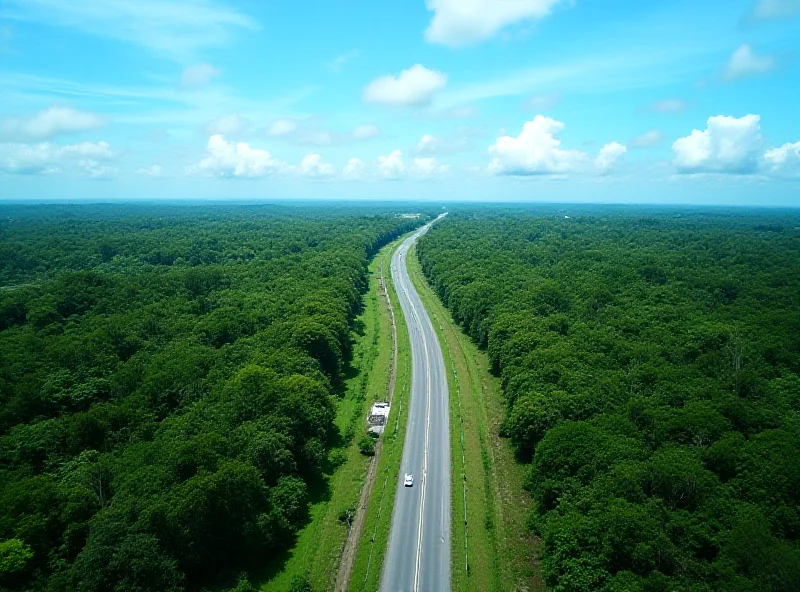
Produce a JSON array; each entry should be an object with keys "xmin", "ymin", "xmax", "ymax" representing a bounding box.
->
[
  {"xmin": 380, "ymin": 217, "xmax": 447, "ymax": 592},
  {"xmin": 399, "ymin": 231, "xmax": 433, "ymax": 592}
]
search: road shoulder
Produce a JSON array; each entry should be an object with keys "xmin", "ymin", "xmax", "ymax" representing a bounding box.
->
[
  {"xmin": 260, "ymin": 238, "xmax": 405, "ymax": 592},
  {"xmin": 407, "ymin": 245, "xmax": 545, "ymax": 592},
  {"xmin": 348, "ymin": 238, "xmax": 414, "ymax": 592}
]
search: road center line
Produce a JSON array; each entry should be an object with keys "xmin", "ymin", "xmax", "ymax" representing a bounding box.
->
[{"xmin": 399, "ymin": 241, "xmax": 433, "ymax": 592}]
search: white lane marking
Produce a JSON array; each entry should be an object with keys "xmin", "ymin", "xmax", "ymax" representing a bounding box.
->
[
  {"xmin": 382, "ymin": 219, "xmax": 445, "ymax": 592},
  {"xmin": 396, "ymin": 237, "xmax": 433, "ymax": 592}
]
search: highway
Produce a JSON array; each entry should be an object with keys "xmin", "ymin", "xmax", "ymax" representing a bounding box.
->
[{"xmin": 381, "ymin": 215, "xmax": 450, "ymax": 592}]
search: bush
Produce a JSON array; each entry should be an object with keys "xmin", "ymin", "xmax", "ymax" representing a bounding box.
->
[
  {"xmin": 288, "ymin": 574, "xmax": 315, "ymax": 592},
  {"xmin": 357, "ymin": 435, "xmax": 375, "ymax": 456}
]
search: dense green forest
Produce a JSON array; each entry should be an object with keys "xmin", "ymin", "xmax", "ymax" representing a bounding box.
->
[
  {"xmin": 0, "ymin": 204, "xmax": 424, "ymax": 591},
  {"xmin": 417, "ymin": 207, "xmax": 800, "ymax": 592}
]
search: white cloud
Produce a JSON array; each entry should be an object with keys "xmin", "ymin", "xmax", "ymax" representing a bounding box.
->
[
  {"xmin": 0, "ymin": 106, "xmax": 106, "ymax": 140},
  {"xmin": 267, "ymin": 119, "xmax": 299, "ymax": 137},
  {"xmin": 415, "ymin": 134, "xmax": 442, "ymax": 155},
  {"xmin": 189, "ymin": 134, "xmax": 286, "ymax": 178},
  {"xmin": 650, "ymin": 99, "xmax": 687, "ymax": 113},
  {"xmin": 0, "ymin": 140, "xmax": 113, "ymax": 176},
  {"xmin": 488, "ymin": 115, "xmax": 587, "ymax": 176},
  {"xmin": 425, "ymin": 0, "xmax": 566, "ymax": 47},
  {"xmin": 60, "ymin": 142, "xmax": 113, "ymax": 159},
  {"xmin": 2, "ymin": 0, "xmax": 258, "ymax": 60},
  {"xmin": 751, "ymin": 0, "xmax": 800, "ymax": 20},
  {"xmin": 378, "ymin": 150, "xmax": 406, "ymax": 179},
  {"xmin": 343, "ymin": 158, "xmax": 367, "ymax": 180},
  {"xmin": 764, "ymin": 141, "xmax": 800, "ymax": 178},
  {"xmin": 138, "ymin": 165, "xmax": 164, "ymax": 177},
  {"xmin": 79, "ymin": 160, "xmax": 116, "ymax": 179},
  {"xmin": 673, "ymin": 114, "xmax": 763, "ymax": 174},
  {"xmin": 412, "ymin": 157, "xmax": 449, "ymax": 178},
  {"xmin": 528, "ymin": 92, "xmax": 560, "ymax": 110},
  {"xmin": 724, "ymin": 44, "xmax": 774, "ymax": 81},
  {"xmin": 414, "ymin": 133, "xmax": 471, "ymax": 156},
  {"xmin": 595, "ymin": 142, "xmax": 627, "ymax": 174},
  {"xmin": 181, "ymin": 63, "xmax": 221, "ymax": 88},
  {"xmin": 352, "ymin": 124, "xmax": 380, "ymax": 140},
  {"xmin": 363, "ymin": 65, "xmax": 447, "ymax": 107},
  {"xmin": 205, "ymin": 113, "xmax": 250, "ymax": 137},
  {"xmin": 300, "ymin": 153, "xmax": 334, "ymax": 178},
  {"xmin": 329, "ymin": 49, "xmax": 359, "ymax": 72},
  {"xmin": 630, "ymin": 130, "xmax": 664, "ymax": 149}
]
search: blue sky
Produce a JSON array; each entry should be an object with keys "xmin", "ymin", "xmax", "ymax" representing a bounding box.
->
[{"xmin": 0, "ymin": 0, "xmax": 798, "ymax": 205}]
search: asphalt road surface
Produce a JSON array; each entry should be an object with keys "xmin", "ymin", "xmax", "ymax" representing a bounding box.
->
[{"xmin": 381, "ymin": 215, "xmax": 450, "ymax": 592}]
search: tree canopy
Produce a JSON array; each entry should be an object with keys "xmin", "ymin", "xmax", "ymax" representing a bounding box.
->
[
  {"xmin": 0, "ymin": 204, "xmax": 425, "ymax": 591},
  {"xmin": 417, "ymin": 206, "xmax": 800, "ymax": 592}
]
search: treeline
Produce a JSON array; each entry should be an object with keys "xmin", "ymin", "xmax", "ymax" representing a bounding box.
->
[
  {"xmin": 417, "ymin": 207, "xmax": 800, "ymax": 592},
  {"xmin": 0, "ymin": 204, "xmax": 425, "ymax": 591}
]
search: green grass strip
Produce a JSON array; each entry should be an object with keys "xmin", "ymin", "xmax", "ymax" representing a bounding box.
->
[
  {"xmin": 260, "ymin": 239, "xmax": 403, "ymax": 592},
  {"xmin": 407, "ymin": 246, "xmax": 545, "ymax": 592},
  {"xmin": 348, "ymin": 239, "xmax": 413, "ymax": 592}
]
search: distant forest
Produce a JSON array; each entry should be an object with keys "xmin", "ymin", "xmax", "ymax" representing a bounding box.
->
[
  {"xmin": 417, "ymin": 208, "xmax": 800, "ymax": 592},
  {"xmin": 0, "ymin": 205, "xmax": 423, "ymax": 591}
]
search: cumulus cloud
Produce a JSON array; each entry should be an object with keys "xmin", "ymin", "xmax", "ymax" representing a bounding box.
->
[
  {"xmin": 764, "ymin": 141, "xmax": 800, "ymax": 178},
  {"xmin": 79, "ymin": 160, "xmax": 116, "ymax": 179},
  {"xmin": 205, "ymin": 113, "xmax": 250, "ymax": 137},
  {"xmin": 366, "ymin": 150, "xmax": 448, "ymax": 180},
  {"xmin": 343, "ymin": 158, "xmax": 367, "ymax": 180},
  {"xmin": 595, "ymin": 142, "xmax": 627, "ymax": 174},
  {"xmin": 724, "ymin": 44, "xmax": 774, "ymax": 81},
  {"xmin": 414, "ymin": 133, "xmax": 471, "ymax": 156},
  {"xmin": 415, "ymin": 134, "xmax": 443, "ymax": 155},
  {"xmin": 378, "ymin": 150, "xmax": 406, "ymax": 179},
  {"xmin": 631, "ymin": 130, "xmax": 664, "ymax": 149},
  {"xmin": 363, "ymin": 65, "xmax": 447, "ymax": 107},
  {"xmin": 488, "ymin": 115, "xmax": 588, "ymax": 176},
  {"xmin": 0, "ymin": 140, "xmax": 114, "ymax": 176},
  {"xmin": 412, "ymin": 157, "xmax": 449, "ymax": 178},
  {"xmin": 425, "ymin": 0, "xmax": 566, "ymax": 47},
  {"xmin": 750, "ymin": 0, "xmax": 800, "ymax": 20},
  {"xmin": 180, "ymin": 63, "xmax": 221, "ymax": 88},
  {"xmin": 1, "ymin": 106, "xmax": 106, "ymax": 141},
  {"xmin": 673, "ymin": 114, "xmax": 763, "ymax": 174},
  {"xmin": 189, "ymin": 135, "xmax": 286, "ymax": 178},
  {"xmin": 300, "ymin": 153, "xmax": 334, "ymax": 178},
  {"xmin": 650, "ymin": 99, "xmax": 687, "ymax": 113}
]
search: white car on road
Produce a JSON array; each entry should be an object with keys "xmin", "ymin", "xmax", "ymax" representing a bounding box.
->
[{"xmin": 404, "ymin": 473, "xmax": 414, "ymax": 487}]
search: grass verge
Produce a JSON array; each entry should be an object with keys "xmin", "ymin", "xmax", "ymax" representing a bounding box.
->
[
  {"xmin": 348, "ymin": 241, "xmax": 413, "ymax": 592},
  {"xmin": 407, "ymin": 246, "xmax": 545, "ymax": 592},
  {"xmin": 259, "ymin": 239, "xmax": 402, "ymax": 592}
]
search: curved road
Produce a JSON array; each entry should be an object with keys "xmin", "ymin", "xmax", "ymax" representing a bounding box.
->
[{"xmin": 381, "ymin": 215, "xmax": 450, "ymax": 592}]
